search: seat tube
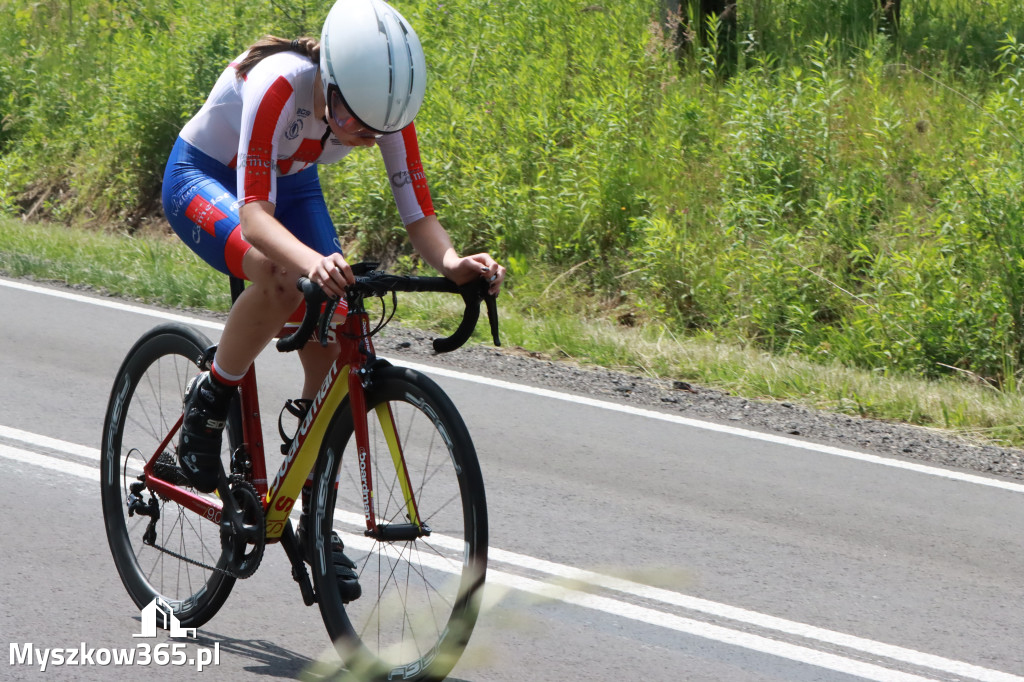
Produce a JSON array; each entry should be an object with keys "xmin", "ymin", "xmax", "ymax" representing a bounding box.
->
[
  {"xmin": 347, "ymin": 370, "xmax": 378, "ymax": 532},
  {"xmin": 239, "ymin": 368, "xmax": 268, "ymax": 498}
]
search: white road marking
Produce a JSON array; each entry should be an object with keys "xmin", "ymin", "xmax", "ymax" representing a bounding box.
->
[
  {"xmin": 0, "ymin": 278, "xmax": 225, "ymax": 330},
  {"xmin": 0, "ymin": 425, "xmax": 98, "ymax": 460},
  {"xmin": 0, "ymin": 442, "xmax": 100, "ymax": 481},
  {"xmin": 345, "ymin": 532, "xmax": 944, "ymax": 682},
  {"xmin": 2, "ymin": 430, "xmax": 1021, "ymax": 682},
  {"xmin": 3, "ymin": 276, "xmax": 1021, "ymax": 495},
  {"xmin": 396, "ymin": 361, "xmax": 1024, "ymax": 494}
]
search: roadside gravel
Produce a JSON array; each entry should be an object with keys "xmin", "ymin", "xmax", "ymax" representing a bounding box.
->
[
  {"xmin": 49, "ymin": 277, "xmax": 1024, "ymax": 485},
  {"xmin": 373, "ymin": 323, "xmax": 1024, "ymax": 484}
]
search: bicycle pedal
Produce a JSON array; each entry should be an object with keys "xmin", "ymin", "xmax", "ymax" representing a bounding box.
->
[{"xmin": 197, "ymin": 344, "xmax": 217, "ymax": 371}]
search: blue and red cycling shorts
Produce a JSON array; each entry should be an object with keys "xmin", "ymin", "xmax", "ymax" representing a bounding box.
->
[{"xmin": 162, "ymin": 136, "xmax": 342, "ymax": 279}]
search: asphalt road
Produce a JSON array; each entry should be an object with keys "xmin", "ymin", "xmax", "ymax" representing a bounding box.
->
[{"xmin": 1, "ymin": 276, "xmax": 1022, "ymax": 682}]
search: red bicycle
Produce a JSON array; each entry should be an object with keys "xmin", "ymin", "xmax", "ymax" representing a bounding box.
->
[{"xmin": 101, "ymin": 262, "xmax": 498, "ymax": 681}]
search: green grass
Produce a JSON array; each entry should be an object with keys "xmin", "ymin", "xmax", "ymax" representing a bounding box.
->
[
  {"xmin": 0, "ymin": 218, "xmax": 231, "ymax": 311},
  {"xmin": 8, "ymin": 1, "xmax": 1024, "ymax": 387},
  {"xmin": 4, "ymin": 215, "xmax": 1024, "ymax": 448}
]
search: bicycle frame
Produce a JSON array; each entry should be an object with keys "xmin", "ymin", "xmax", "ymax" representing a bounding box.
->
[{"xmin": 138, "ymin": 297, "xmax": 425, "ymax": 543}]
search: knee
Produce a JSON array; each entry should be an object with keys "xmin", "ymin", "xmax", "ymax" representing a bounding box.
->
[{"xmin": 250, "ymin": 260, "xmax": 303, "ymax": 312}]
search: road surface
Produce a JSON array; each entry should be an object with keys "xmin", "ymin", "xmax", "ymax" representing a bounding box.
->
[{"xmin": 1, "ymin": 277, "xmax": 1022, "ymax": 681}]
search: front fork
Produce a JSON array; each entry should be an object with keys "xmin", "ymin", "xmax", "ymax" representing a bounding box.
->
[{"xmin": 349, "ymin": 364, "xmax": 430, "ymax": 541}]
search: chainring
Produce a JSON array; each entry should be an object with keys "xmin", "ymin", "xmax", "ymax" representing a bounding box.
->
[{"xmin": 223, "ymin": 477, "xmax": 265, "ymax": 579}]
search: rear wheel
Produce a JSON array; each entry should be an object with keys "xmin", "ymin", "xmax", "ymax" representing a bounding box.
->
[
  {"xmin": 100, "ymin": 323, "xmax": 241, "ymax": 628},
  {"xmin": 309, "ymin": 365, "xmax": 488, "ymax": 682}
]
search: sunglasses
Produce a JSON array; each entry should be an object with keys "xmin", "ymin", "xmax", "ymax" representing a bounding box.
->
[{"xmin": 328, "ymin": 85, "xmax": 383, "ymax": 139}]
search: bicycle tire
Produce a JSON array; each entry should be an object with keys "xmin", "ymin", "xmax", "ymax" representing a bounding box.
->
[
  {"xmin": 309, "ymin": 364, "xmax": 488, "ymax": 682},
  {"xmin": 100, "ymin": 323, "xmax": 241, "ymax": 628}
]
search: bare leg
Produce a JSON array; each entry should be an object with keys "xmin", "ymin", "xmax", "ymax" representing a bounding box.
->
[
  {"xmin": 213, "ymin": 247, "xmax": 304, "ymax": 377},
  {"xmin": 213, "ymin": 246, "xmax": 341, "ymax": 398},
  {"xmin": 297, "ymin": 341, "xmax": 341, "ymax": 399}
]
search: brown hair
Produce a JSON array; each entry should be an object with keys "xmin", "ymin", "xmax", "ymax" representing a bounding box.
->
[{"xmin": 234, "ymin": 35, "xmax": 320, "ymax": 79}]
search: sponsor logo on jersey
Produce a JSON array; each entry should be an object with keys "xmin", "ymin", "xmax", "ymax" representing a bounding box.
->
[
  {"xmin": 285, "ymin": 118, "xmax": 304, "ymax": 140},
  {"xmin": 391, "ymin": 169, "xmax": 426, "ymax": 188},
  {"xmin": 238, "ymin": 153, "xmax": 276, "ymax": 172}
]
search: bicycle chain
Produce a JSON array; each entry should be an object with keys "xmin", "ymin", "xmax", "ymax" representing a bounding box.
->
[
  {"xmin": 142, "ymin": 476, "xmax": 264, "ymax": 580},
  {"xmin": 145, "ymin": 538, "xmax": 238, "ymax": 577}
]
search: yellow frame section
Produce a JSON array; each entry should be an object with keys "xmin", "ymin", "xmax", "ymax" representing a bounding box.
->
[
  {"xmin": 263, "ymin": 365, "xmax": 351, "ymax": 539},
  {"xmin": 375, "ymin": 403, "xmax": 421, "ymax": 526}
]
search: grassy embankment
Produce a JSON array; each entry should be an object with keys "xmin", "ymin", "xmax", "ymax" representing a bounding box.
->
[
  {"xmin": 3, "ymin": 0, "xmax": 1024, "ymax": 445},
  {"xmin": 6, "ymin": 214, "xmax": 1024, "ymax": 448}
]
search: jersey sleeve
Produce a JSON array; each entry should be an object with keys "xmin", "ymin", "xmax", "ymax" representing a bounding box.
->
[
  {"xmin": 378, "ymin": 123, "xmax": 436, "ymax": 225},
  {"xmin": 236, "ymin": 73, "xmax": 296, "ymax": 206}
]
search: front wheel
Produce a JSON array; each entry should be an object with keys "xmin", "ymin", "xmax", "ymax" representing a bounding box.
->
[
  {"xmin": 100, "ymin": 323, "xmax": 241, "ymax": 628},
  {"xmin": 309, "ymin": 365, "xmax": 488, "ymax": 682}
]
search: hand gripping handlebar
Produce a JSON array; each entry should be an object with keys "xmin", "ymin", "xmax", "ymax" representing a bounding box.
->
[{"xmin": 275, "ymin": 265, "xmax": 500, "ymax": 354}]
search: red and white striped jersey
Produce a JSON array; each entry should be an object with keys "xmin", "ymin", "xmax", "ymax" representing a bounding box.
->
[{"xmin": 179, "ymin": 49, "xmax": 434, "ymax": 225}]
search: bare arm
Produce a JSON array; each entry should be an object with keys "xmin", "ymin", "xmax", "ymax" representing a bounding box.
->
[
  {"xmin": 240, "ymin": 202, "xmax": 504, "ymax": 297},
  {"xmin": 240, "ymin": 200, "xmax": 354, "ymax": 298},
  {"xmin": 405, "ymin": 214, "xmax": 506, "ymax": 295}
]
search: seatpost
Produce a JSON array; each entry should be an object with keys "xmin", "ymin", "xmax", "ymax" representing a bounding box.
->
[{"xmin": 229, "ymin": 276, "xmax": 246, "ymax": 304}]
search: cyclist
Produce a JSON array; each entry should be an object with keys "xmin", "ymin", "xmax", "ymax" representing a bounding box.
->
[{"xmin": 161, "ymin": 0, "xmax": 505, "ymax": 599}]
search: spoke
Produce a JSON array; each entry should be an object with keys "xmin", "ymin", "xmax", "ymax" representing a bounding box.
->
[
  {"xmin": 397, "ymin": 542, "xmax": 450, "ymax": 648},
  {"xmin": 175, "ymin": 507, "xmax": 190, "ymax": 598},
  {"xmin": 356, "ymin": 540, "xmax": 414, "ymax": 643},
  {"xmin": 416, "ymin": 425, "xmax": 437, "ymax": 500},
  {"xmin": 138, "ymin": 372, "xmax": 166, "ymax": 440},
  {"xmin": 413, "ymin": 538, "xmax": 464, "ymax": 570},
  {"xmin": 400, "ymin": 548, "xmax": 418, "ymax": 655},
  {"xmin": 403, "ymin": 545, "xmax": 453, "ymax": 610},
  {"xmin": 354, "ymin": 536, "xmax": 450, "ymax": 647},
  {"xmin": 412, "ymin": 543, "xmax": 447, "ymax": 639},
  {"xmin": 125, "ymin": 411, "xmax": 158, "ymax": 443},
  {"xmin": 371, "ymin": 415, "xmax": 402, "ymax": 523},
  {"xmin": 329, "ymin": 377, "xmax": 480, "ymax": 673},
  {"xmin": 420, "ymin": 490, "xmax": 461, "ymax": 526}
]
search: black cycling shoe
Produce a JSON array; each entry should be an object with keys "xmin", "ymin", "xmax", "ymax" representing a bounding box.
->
[
  {"xmin": 177, "ymin": 372, "xmax": 232, "ymax": 493},
  {"xmin": 297, "ymin": 515, "xmax": 362, "ymax": 604}
]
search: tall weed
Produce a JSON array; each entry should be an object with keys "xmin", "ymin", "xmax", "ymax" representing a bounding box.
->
[{"xmin": 4, "ymin": 0, "xmax": 1024, "ymax": 390}]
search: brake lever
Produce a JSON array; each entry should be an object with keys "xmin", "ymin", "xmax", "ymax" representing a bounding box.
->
[
  {"xmin": 484, "ymin": 293, "xmax": 501, "ymax": 347},
  {"xmin": 431, "ymin": 281, "xmax": 502, "ymax": 353},
  {"xmin": 276, "ymin": 278, "xmax": 328, "ymax": 353},
  {"xmin": 317, "ymin": 297, "xmax": 339, "ymax": 347}
]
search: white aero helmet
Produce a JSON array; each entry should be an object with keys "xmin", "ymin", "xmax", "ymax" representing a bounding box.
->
[{"xmin": 319, "ymin": 0, "xmax": 427, "ymax": 134}]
